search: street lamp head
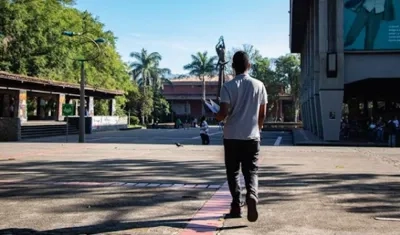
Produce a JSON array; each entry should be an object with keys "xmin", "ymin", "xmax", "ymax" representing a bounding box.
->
[
  {"xmin": 94, "ymin": 38, "xmax": 106, "ymax": 44},
  {"xmin": 62, "ymin": 31, "xmax": 78, "ymax": 37}
]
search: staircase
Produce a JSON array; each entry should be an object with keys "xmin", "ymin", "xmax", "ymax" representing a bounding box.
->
[{"xmin": 21, "ymin": 123, "xmax": 79, "ymax": 139}]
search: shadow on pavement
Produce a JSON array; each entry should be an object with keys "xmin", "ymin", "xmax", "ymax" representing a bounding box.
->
[
  {"xmin": 20, "ymin": 128, "xmax": 225, "ymax": 145},
  {"xmin": 1, "ymin": 160, "xmax": 399, "ymax": 233},
  {"xmin": 0, "ymin": 159, "xmax": 227, "ymax": 196},
  {"xmin": 0, "ymin": 217, "xmax": 218, "ymax": 234},
  {"xmin": 257, "ymin": 167, "xmax": 400, "ymax": 218},
  {"xmin": 0, "ymin": 158, "xmax": 229, "ymax": 233},
  {"xmin": 19, "ymin": 128, "xmax": 292, "ymax": 146}
]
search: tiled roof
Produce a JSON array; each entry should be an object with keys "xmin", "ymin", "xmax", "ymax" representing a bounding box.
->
[{"xmin": 0, "ymin": 71, "xmax": 124, "ymax": 95}]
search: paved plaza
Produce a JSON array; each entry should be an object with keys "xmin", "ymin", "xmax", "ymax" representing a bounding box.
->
[
  {"xmin": 23, "ymin": 126, "xmax": 294, "ymax": 146},
  {"xmin": 0, "ymin": 128, "xmax": 400, "ymax": 234}
]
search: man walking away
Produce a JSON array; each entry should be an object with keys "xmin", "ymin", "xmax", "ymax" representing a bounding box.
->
[
  {"xmin": 199, "ymin": 116, "xmax": 210, "ymax": 145},
  {"xmin": 216, "ymin": 51, "xmax": 268, "ymax": 222}
]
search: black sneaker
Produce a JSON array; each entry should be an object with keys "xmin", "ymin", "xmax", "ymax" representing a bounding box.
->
[
  {"xmin": 226, "ymin": 203, "xmax": 243, "ymax": 218},
  {"xmin": 246, "ymin": 197, "xmax": 258, "ymax": 222}
]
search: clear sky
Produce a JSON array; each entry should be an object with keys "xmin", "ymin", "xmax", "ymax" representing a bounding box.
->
[{"xmin": 74, "ymin": 0, "xmax": 290, "ymax": 74}]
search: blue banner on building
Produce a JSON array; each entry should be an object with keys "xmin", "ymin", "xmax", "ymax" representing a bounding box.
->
[{"xmin": 344, "ymin": 0, "xmax": 400, "ymax": 51}]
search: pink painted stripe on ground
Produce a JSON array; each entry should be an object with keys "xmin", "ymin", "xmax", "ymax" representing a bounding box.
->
[
  {"xmin": 0, "ymin": 179, "xmax": 22, "ymax": 184},
  {"xmin": 180, "ymin": 182, "xmax": 230, "ymax": 235}
]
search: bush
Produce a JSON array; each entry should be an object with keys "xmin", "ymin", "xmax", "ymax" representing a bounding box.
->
[{"xmin": 129, "ymin": 116, "xmax": 140, "ymax": 125}]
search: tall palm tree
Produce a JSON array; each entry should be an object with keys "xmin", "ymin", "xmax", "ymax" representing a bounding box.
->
[
  {"xmin": 183, "ymin": 51, "xmax": 217, "ymax": 106},
  {"xmin": 129, "ymin": 48, "xmax": 171, "ymax": 91},
  {"xmin": 150, "ymin": 68, "xmax": 172, "ymax": 91},
  {"xmin": 129, "ymin": 48, "xmax": 171, "ymax": 124}
]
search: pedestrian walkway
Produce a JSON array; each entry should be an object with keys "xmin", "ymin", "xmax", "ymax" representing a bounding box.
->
[
  {"xmin": 22, "ymin": 127, "xmax": 292, "ymax": 146},
  {"xmin": 1, "ymin": 133, "xmax": 400, "ymax": 234}
]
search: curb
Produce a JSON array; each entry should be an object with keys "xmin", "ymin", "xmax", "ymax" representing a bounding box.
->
[
  {"xmin": 292, "ymin": 130, "xmax": 389, "ymax": 147},
  {"xmin": 119, "ymin": 127, "xmax": 143, "ymax": 131}
]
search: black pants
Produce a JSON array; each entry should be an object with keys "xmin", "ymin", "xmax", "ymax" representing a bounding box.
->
[
  {"xmin": 224, "ymin": 139, "xmax": 259, "ymax": 207},
  {"xmin": 200, "ymin": 134, "xmax": 209, "ymax": 145}
]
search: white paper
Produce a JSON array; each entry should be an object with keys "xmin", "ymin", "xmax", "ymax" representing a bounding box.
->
[
  {"xmin": 209, "ymin": 99, "xmax": 220, "ymax": 112},
  {"xmin": 204, "ymin": 100, "xmax": 220, "ymax": 113}
]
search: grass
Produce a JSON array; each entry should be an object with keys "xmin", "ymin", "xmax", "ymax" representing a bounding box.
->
[{"xmin": 128, "ymin": 124, "xmax": 144, "ymax": 129}]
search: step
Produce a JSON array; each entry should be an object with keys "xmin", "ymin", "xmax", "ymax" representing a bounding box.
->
[
  {"xmin": 22, "ymin": 124, "xmax": 66, "ymax": 128},
  {"xmin": 22, "ymin": 126, "xmax": 77, "ymax": 130},
  {"xmin": 21, "ymin": 127, "xmax": 79, "ymax": 133},
  {"xmin": 21, "ymin": 131, "xmax": 79, "ymax": 139},
  {"xmin": 21, "ymin": 131, "xmax": 79, "ymax": 136}
]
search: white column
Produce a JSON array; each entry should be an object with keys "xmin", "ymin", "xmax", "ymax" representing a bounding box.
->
[{"xmin": 317, "ymin": 0, "xmax": 345, "ymax": 141}]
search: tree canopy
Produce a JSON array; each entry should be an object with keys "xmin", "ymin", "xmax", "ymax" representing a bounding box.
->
[
  {"xmin": 0, "ymin": 0, "xmax": 131, "ymax": 92},
  {"xmin": 183, "ymin": 51, "xmax": 217, "ymax": 103},
  {"xmin": 127, "ymin": 48, "xmax": 172, "ymax": 124}
]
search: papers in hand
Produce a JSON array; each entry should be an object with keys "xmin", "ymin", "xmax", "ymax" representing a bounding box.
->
[{"xmin": 204, "ymin": 99, "xmax": 220, "ymax": 114}]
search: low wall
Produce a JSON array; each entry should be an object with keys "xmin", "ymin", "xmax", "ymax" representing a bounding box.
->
[
  {"xmin": 65, "ymin": 116, "xmax": 93, "ymax": 134},
  {"xmin": 0, "ymin": 118, "xmax": 21, "ymax": 141},
  {"xmin": 92, "ymin": 116, "xmax": 128, "ymax": 132}
]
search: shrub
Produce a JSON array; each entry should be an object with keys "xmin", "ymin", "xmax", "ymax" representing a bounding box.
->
[{"xmin": 129, "ymin": 116, "xmax": 140, "ymax": 125}]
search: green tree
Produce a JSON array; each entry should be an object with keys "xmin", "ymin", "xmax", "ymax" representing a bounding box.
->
[
  {"xmin": 0, "ymin": 0, "xmax": 132, "ymax": 115},
  {"xmin": 129, "ymin": 48, "xmax": 171, "ymax": 123},
  {"xmin": 252, "ymin": 57, "xmax": 286, "ymax": 120},
  {"xmin": 183, "ymin": 51, "xmax": 217, "ymax": 111},
  {"xmin": 125, "ymin": 83, "xmax": 142, "ymax": 117},
  {"xmin": 275, "ymin": 54, "xmax": 301, "ymax": 122},
  {"xmin": 152, "ymin": 91, "xmax": 171, "ymax": 122},
  {"xmin": 226, "ymin": 44, "xmax": 262, "ymax": 75},
  {"xmin": 129, "ymin": 48, "xmax": 171, "ymax": 90}
]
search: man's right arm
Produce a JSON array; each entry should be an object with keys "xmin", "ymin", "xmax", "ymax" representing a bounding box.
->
[
  {"xmin": 258, "ymin": 85, "xmax": 268, "ymax": 130},
  {"xmin": 216, "ymin": 85, "xmax": 230, "ymax": 121}
]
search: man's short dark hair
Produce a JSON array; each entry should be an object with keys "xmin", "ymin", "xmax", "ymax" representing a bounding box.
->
[{"xmin": 232, "ymin": 51, "xmax": 250, "ymax": 74}]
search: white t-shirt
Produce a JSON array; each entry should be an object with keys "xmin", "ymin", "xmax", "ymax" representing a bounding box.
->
[
  {"xmin": 200, "ymin": 121, "xmax": 208, "ymax": 134},
  {"xmin": 220, "ymin": 74, "xmax": 268, "ymax": 140}
]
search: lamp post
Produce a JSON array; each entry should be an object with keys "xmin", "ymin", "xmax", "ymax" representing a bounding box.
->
[{"xmin": 62, "ymin": 31, "xmax": 105, "ymax": 143}]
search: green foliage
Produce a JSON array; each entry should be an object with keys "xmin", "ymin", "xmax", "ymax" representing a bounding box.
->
[
  {"xmin": 94, "ymin": 99, "xmax": 109, "ymax": 116},
  {"xmin": 226, "ymin": 44, "xmax": 262, "ymax": 75},
  {"xmin": 251, "ymin": 57, "xmax": 283, "ymax": 116},
  {"xmin": 243, "ymin": 50, "xmax": 301, "ymax": 121},
  {"xmin": 140, "ymin": 88, "xmax": 154, "ymax": 120},
  {"xmin": 0, "ymin": 0, "xmax": 132, "ymax": 108},
  {"xmin": 129, "ymin": 48, "xmax": 171, "ymax": 90},
  {"xmin": 125, "ymin": 84, "xmax": 141, "ymax": 116},
  {"xmin": 183, "ymin": 51, "xmax": 217, "ymax": 106},
  {"xmin": 275, "ymin": 54, "xmax": 301, "ymax": 98},
  {"xmin": 275, "ymin": 54, "xmax": 301, "ymax": 121},
  {"xmin": 183, "ymin": 51, "xmax": 217, "ymax": 80},
  {"xmin": 128, "ymin": 48, "xmax": 174, "ymax": 123},
  {"xmin": 152, "ymin": 91, "xmax": 170, "ymax": 120},
  {"xmin": 129, "ymin": 115, "xmax": 140, "ymax": 126}
]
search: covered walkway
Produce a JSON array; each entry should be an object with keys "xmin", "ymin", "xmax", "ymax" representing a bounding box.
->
[{"xmin": 0, "ymin": 71, "xmax": 124, "ymax": 141}]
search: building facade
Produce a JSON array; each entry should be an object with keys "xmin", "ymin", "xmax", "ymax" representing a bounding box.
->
[
  {"xmin": 162, "ymin": 77, "xmax": 222, "ymax": 119},
  {"xmin": 162, "ymin": 76, "xmax": 294, "ymax": 121},
  {"xmin": 290, "ymin": 0, "xmax": 400, "ymax": 141}
]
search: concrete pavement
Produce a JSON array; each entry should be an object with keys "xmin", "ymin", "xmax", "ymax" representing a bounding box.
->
[
  {"xmin": 0, "ymin": 129, "xmax": 399, "ymax": 234},
  {"xmin": 22, "ymin": 126, "xmax": 293, "ymax": 146}
]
